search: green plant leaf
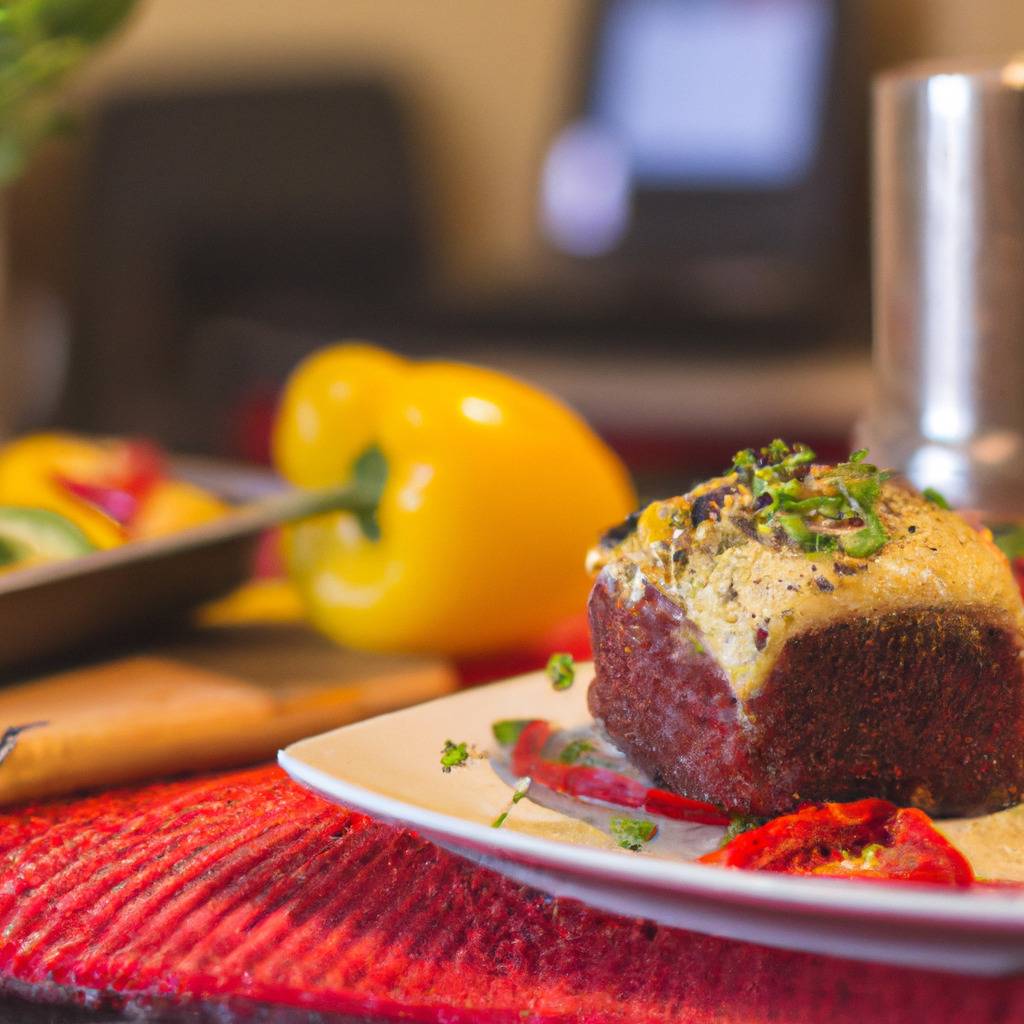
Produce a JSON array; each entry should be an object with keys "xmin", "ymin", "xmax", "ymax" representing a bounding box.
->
[
  {"xmin": 0, "ymin": 0, "xmax": 138, "ymax": 186},
  {"xmin": 33, "ymin": 0, "xmax": 138, "ymax": 43}
]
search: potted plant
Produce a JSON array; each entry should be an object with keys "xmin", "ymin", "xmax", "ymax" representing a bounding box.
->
[{"xmin": 0, "ymin": 0, "xmax": 137, "ymax": 431}]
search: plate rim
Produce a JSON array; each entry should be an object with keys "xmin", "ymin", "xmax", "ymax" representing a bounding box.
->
[{"xmin": 278, "ymin": 669, "xmax": 1024, "ymax": 935}]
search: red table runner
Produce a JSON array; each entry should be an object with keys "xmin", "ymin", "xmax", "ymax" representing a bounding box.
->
[{"xmin": 0, "ymin": 764, "xmax": 1020, "ymax": 1023}]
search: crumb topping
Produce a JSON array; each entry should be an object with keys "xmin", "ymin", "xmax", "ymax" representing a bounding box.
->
[{"xmin": 589, "ymin": 443, "xmax": 1024, "ymax": 701}]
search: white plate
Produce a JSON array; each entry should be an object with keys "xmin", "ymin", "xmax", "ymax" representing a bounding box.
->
[{"xmin": 280, "ymin": 664, "xmax": 1024, "ymax": 976}]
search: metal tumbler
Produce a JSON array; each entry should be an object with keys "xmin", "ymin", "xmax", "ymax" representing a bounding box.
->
[{"xmin": 863, "ymin": 56, "xmax": 1024, "ymax": 517}]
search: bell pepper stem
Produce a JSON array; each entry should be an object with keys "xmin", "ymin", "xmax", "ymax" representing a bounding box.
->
[{"xmin": 215, "ymin": 483, "xmax": 380, "ymax": 539}]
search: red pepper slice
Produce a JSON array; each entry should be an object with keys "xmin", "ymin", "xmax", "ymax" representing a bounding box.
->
[
  {"xmin": 117, "ymin": 439, "xmax": 166, "ymax": 500},
  {"xmin": 54, "ymin": 440, "xmax": 167, "ymax": 528},
  {"xmin": 510, "ymin": 720, "xmax": 730, "ymax": 826},
  {"xmin": 55, "ymin": 478, "xmax": 140, "ymax": 526},
  {"xmin": 510, "ymin": 720, "xmax": 551, "ymax": 777},
  {"xmin": 700, "ymin": 798, "xmax": 974, "ymax": 886}
]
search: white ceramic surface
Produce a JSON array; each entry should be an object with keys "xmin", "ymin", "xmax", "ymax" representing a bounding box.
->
[{"xmin": 280, "ymin": 665, "xmax": 1024, "ymax": 977}]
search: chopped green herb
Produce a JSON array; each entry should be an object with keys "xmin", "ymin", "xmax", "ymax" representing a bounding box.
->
[
  {"xmin": 609, "ymin": 816, "xmax": 657, "ymax": 852},
  {"xmin": 923, "ymin": 486, "xmax": 951, "ymax": 510},
  {"xmin": 730, "ymin": 441, "xmax": 890, "ymax": 559},
  {"xmin": 689, "ymin": 636, "xmax": 706, "ymax": 656},
  {"xmin": 858, "ymin": 843, "xmax": 884, "ymax": 870},
  {"xmin": 546, "ymin": 652, "xmax": 575, "ymax": 691},
  {"xmin": 492, "ymin": 719, "xmax": 531, "ymax": 746},
  {"xmin": 491, "ymin": 776, "xmax": 531, "ymax": 828},
  {"xmin": 839, "ymin": 510, "xmax": 887, "ymax": 558},
  {"xmin": 776, "ymin": 511, "xmax": 838, "ymax": 553},
  {"xmin": 722, "ymin": 815, "xmax": 763, "ymax": 845},
  {"xmin": 558, "ymin": 739, "xmax": 595, "ymax": 764},
  {"xmin": 440, "ymin": 739, "xmax": 469, "ymax": 772}
]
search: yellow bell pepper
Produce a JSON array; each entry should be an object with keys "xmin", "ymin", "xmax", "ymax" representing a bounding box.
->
[{"xmin": 273, "ymin": 342, "xmax": 636, "ymax": 656}]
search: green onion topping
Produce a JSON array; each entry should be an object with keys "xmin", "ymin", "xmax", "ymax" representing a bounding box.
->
[
  {"xmin": 546, "ymin": 652, "xmax": 575, "ymax": 691},
  {"xmin": 440, "ymin": 739, "xmax": 470, "ymax": 772},
  {"xmin": 558, "ymin": 739, "xmax": 595, "ymax": 764},
  {"xmin": 609, "ymin": 816, "xmax": 657, "ymax": 852},
  {"xmin": 722, "ymin": 815, "xmax": 763, "ymax": 845},
  {"xmin": 923, "ymin": 486, "xmax": 951, "ymax": 510},
  {"xmin": 730, "ymin": 440, "xmax": 891, "ymax": 559},
  {"xmin": 492, "ymin": 719, "xmax": 531, "ymax": 746},
  {"xmin": 491, "ymin": 776, "xmax": 531, "ymax": 829}
]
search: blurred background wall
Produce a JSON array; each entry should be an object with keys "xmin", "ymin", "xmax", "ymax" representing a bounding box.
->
[
  {"xmin": 6, "ymin": 0, "xmax": 1024, "ymax": 490},
  {"xmin": 12, "ymin": 0, "xmax": 1024, "ymax": 295}
]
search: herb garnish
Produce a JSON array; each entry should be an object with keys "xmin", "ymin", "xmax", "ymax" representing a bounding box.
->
[
  {"xmin": 722, "ymin": 815, "xmax": 763, "ymax": 845},
  {"xmin": 491, "ymin": 776, "xmax": 531, "ymax": 828},
  {"xmin": 492, "ymin": 719, "xmax": 531, "ymax": 746},
  {"xmin": 440, "ymin": 739, "xmax": 470, "ymax": 772},
  {"xmin": 558, "ymin": 739, "xmax": 595, "ymax": 764},
  {"xmin": 609, "ymin": 816, "xmax": 657, "ymax": 852},
  {"xmin": 546, "ymin": 652, "xmax": 575, "ymax": 691},
  {"xmin": 923, "ymin": 487, "xmax": 951, "ymax": 510},
  {"xmin": 730, "ymin": 440, "xmax": 891, "ymax": 559}
]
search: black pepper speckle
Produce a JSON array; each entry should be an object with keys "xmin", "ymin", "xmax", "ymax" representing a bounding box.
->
[
  {"xmin": 814, "ymin": 575, "xmax": 835, "ymax": 593},
  {"xmin": 600, "ymin": 507, "xmax": 644, "ymax": 547}
]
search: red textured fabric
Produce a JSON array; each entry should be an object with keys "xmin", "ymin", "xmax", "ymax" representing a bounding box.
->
[{"xmin": 0, "ymin": 766, "xmax": 1022, "ymax": 1023}]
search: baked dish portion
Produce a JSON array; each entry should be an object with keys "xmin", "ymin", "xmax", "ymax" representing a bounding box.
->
[{"xmin": 587, "ymin": 442, "xmax": 1024, "ymax": 819}]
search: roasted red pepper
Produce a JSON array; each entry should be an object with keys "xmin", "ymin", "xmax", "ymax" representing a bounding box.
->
[
  {"xmin": 700, "ymin": 798, "xmax": 974, "ymax": 886},
  {"xmin": 54, "ymin": 439, "xmax": 165, "ymax": 527},
  {"xmin": 510, "ymin": 720, "xmax": 730, "ymax": 826}
]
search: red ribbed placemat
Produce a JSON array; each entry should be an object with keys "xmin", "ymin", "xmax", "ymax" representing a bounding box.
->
[{"xmin": 0, "ymin": 765, "xmax": 1021, "ymax": 1023}]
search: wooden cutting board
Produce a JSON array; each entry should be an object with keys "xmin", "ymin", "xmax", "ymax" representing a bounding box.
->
[{"xmin": 0, "ymin": 622, "xmax": 456, "ymax": 805}]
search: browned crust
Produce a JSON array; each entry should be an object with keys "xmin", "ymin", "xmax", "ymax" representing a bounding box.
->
[
  {"xmin": 748, "ymin": 609, "xmax": 1024, "ymax": 816},
  {"xmin": 588, "ymin": 570, "xmax": 1024, "ymax": 817}
]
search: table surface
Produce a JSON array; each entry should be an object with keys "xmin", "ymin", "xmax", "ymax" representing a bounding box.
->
[{"xmin": 0, "ymin": 995, "xmax": 378, "ymax": 1022}]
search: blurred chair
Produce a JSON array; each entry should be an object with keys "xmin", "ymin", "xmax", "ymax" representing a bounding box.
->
[{"xmin": 66, "ymin": 75, "xmax": 426, "ymax": 455}]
